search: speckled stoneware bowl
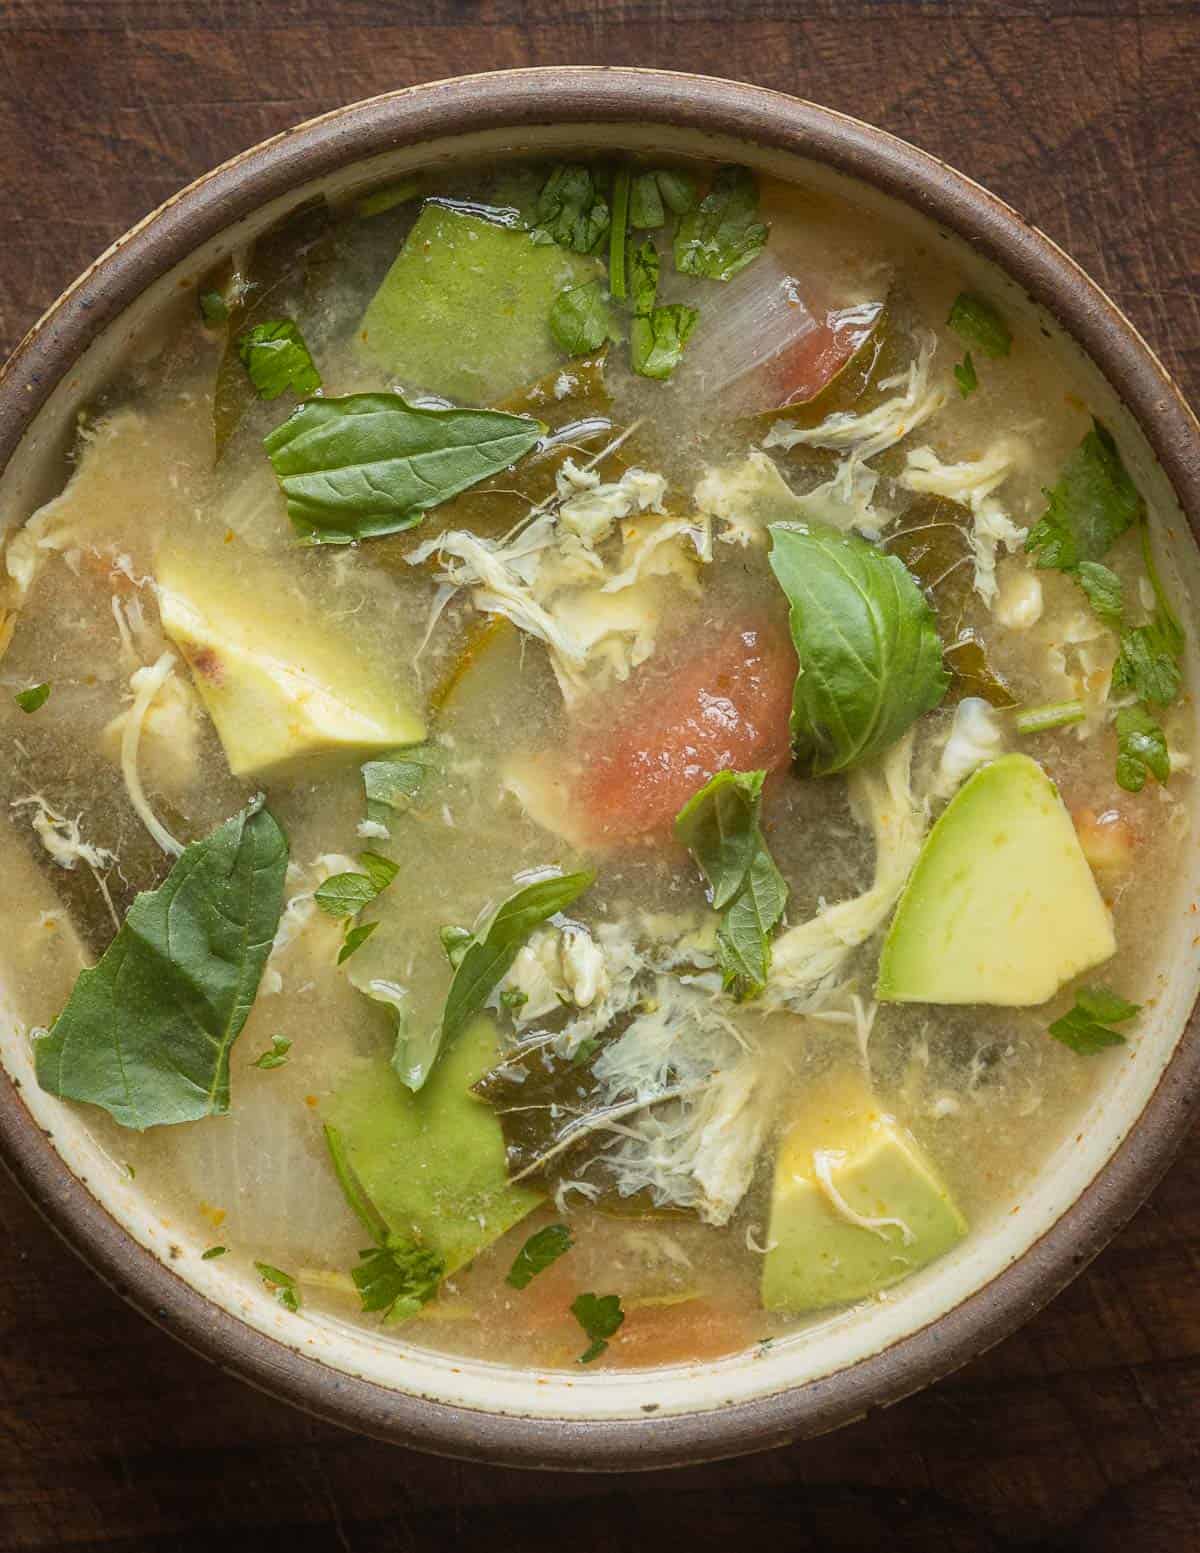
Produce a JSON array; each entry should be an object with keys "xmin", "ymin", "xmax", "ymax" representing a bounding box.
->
[{"xmin": 1, "ymin": 68, "xmax": 1198, "ymax": 1470}]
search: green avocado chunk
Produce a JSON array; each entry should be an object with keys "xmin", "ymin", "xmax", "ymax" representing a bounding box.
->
[
  {"xmin": 358, "ymin": 203, "xmax": 602, "ymax": 404},
  {"xmin": 322, "ymin": 1014, "xmax": 542, "ymax": 1278},
  {"xmin": 876, "ymin": 753, "xmax": 1115, "ymax": 1006},
  {"xmin": 158, "ymin": 542, "xmax": 424, "ymax": 779},
  {"xmin": 762, "ymin": 1075, "xmax": 967, "ymax": 1314}
]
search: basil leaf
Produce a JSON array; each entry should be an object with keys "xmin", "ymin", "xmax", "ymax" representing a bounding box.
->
[
  {"xmin": 947, "ymin": 292, "xmax": 1012, "ymax": 359},
  {"xmin": 237, "ymin": 319, "xmax": 321, "ymax": 401},
  {"xmin": 251, "ymin": 1034, "xmax": 291, "ymax": 1070},
  {"xmin": 442, "ymin": 871, "xmax": 595, "ymax": 1050},
  {"xmin": 674, "ymin": 165, "xmax": 768, "ymax": 281},
  {"xmin": 675, "ymin": 770, "xmax": 767, "ymax": 910},
  {"xmin": 549, "ymin": 280, "xmax": 613, "ymax": 356},
  {"xmin": 337, "ymin": 920, "xmax": 379, "ymax": 964},
  {"xmin": 531, "ymin": 165, "xmax": 610, "ymax": 254},
  {"xmin": 717, "ymin": 844, "xmax": 789, "ymax": 1000},
  {"xmin": 768, "ymin": 524, "xmax": 949, "ymax": 775},
  {"xmin": 1115, "ymin": 705, "xmax": 1170, "ymax": 792},
  {"xmin": 506, "ymin": 1222, "xmax": 574, "ymax": 1289},
  {"xmin": 362, "ymin": 744, "xmax": 441, "ymax": 827},
  {"xmin": 1077, "ymin": 561, "xmax": 1124, "ymax": 626},
  {"xmin": 571, "ymin": 1291, "xmax": 625, "ymax": 1364},
  {"xmin": 358, "ymin": 851, "xmax": 399, "ymax": 894},
  {"xmin": 263, "ymin": 394, "xmax": 546, "ymax": 545},
  {"xmin": 255, "ymin": 1261, "xmax": 301, "ymax": 1312},
  {"xmin": 14, "ymin": 682, "xmax": 50, "ymax": 713},
  {"xmin": 953, "ymin": 352, "xmax": 978, "ymax": 398},
  {"xmin": 33, "ymin": 799, "xmax": 288, "ymax": 1130},
  {"xmin": 609, "ymin": 166, "xmax": 631, "ymax": 300},
  {"xmin": 631, "ymin": 303, "xmax": 699, "ymax": 381},
  {"xmin": 315, "ymin": 851, "xmax": 398, "ymax": 920},
  {"xmin": 1025, "ymin": 419, "xmax": 1143, "ymax": 570},
  {"xmin": 1049, "ymin": 985, "xmax": 1139, "ymax": 1054}
]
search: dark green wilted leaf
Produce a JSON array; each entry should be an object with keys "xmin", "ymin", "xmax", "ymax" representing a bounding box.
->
[
  {"xmin": 717, "ymin": 845, "xmax": 789, "ymax": 1000},
  {"xmin": 532, "ymin": 165, "xmax": 610, "ymax": 254},
  {"xmin": 1115, "ymin": 705, "xmax": 1170, "ymax": 792},
  {"xmin": 1025, "ymin": 419, "xmax": 1143, "ymax": 571},
  {"xmin": 1049, "ymin": 985, "xmax": 1139, "ymax": 1054},
  {"xmin": 947, "ymin": 292, "xmax": 1012, "ymax": 359},
  {"xmin": 550, "ymin": 280, "xmax": 613, "ymax": 356},
  {"xmin": 631, "ymin": 303, "xmax": 699, "ymax": 380},
  {"xmin": 1077, "ymin": 561, "xmax": 1124, "ymax": 626},
  {"xmin": 506, "ymin": 1222, "xmax": 574, "ymax": 1289},
  {"xmin": 674, "ymin": 165, "xmax": 767, "ymax": 281},
  {"xmin": 953, "ymin": 352, "xmax": 978, "ymax": 398},
  {"xmin": 237, "ymin": 318, "xmax": 321, "ymax": 401},
  {"xmin": 571, "ymin": 1291, "xmax": 625, "ymax": 1363},
  {"xmin": 362, "ymin": 745, "xmax": 442, "ymax": 827},
  {"xmin": 14, "ymin": 682, "xmax": 50, "ymax": 713}
]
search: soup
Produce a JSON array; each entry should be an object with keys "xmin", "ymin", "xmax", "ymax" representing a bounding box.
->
[{"xmin": 0, "ymin": 157, "xmax": 1190, "ymax": 1372}]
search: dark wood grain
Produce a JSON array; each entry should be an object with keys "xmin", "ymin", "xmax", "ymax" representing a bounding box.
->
[{"xmin": 1, "ymin": 2, "xmax": 1199, "ymax": 1548}]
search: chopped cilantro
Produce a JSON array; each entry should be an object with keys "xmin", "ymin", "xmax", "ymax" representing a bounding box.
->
[
  {"xmin": 1076, "ymin": 561, "xmax": 1124, "ymax": 626},
  {"xmin": 947, "ymin": 292, "xmax": 1012, "ymax": 358},
  {"xmin": 1112, "ymin": 618, "xmax": 1183, "ymax": 707},
  {"xmin": 631, "ymin": 302, "xmax": 698, "ymax": 381},
  {"xmin": 1049, "ymin": 985, "xmax": 1140, "ymax": 1054},
  {"xmin": 953, "ymin": 351, "xmax": 978, "ymax": 398},
  {"xmin": 337, "ymin": 920, "xmax": 379, "ymax": 965},
  {"xmin": 314, "ymin": 853, "xmax": 398, "ymax": 919},
  {"xmin": 201, "ymin": 1245, "xmax": 227, "ymax": 1260},
  {"xmin": 506, "ymin": 1223, "xmax": 574, "ymax": 1289},
  {"xmin": 254, "ymin": 1260, "xmax": 301, "ymax": 1312},
  {"xmin": 673, "ymin": 165, "xmax": 767, "ymax": 281},
  {"xmin": 531, "ymin": 165, "xmax": 610, "ymax": 254},
  {"xmin": 14, "ymin": 682, "xmax": 50, "ymax": 713},
  {"xmin": 250, "ymin": 1034, "xmax": 291, "ymax": 1070},
  {"xmin": 1115, "ymin": 706, "xmax": 1170, "ymax": 792},
  {"xmin": 630, "ymin": 168, "xmax": 698, "ymax": 229},
  {"xmin": 571, "ymin": 1291, "xmax": 625, "ymax": 1364},
  {"xmin": 1025, "ymin": 419, "xmax": 1143, "ymax": 571},
  {"xmin": 237, "ymin": 318, "xmax": 321, "ymax": 401},
  {"xmin": 549, "ymin": 280, "xmax": 613, "ymax": 356}
]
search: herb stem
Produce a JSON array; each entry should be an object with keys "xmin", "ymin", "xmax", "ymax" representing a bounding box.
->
[
  {"xmin": 609, "ymin": 166, "xmax": 631, "ymax": 301},
  {"xmin": 1015, "ymin": 699, "xmax": 1086, "ymax": 736}
]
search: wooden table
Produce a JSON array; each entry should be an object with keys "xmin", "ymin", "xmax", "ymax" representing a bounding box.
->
[{"xmin": 2, "ymin": 2, "xmax": 1199, "ymax": 1547}]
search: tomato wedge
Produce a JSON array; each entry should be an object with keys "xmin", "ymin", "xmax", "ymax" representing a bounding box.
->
[{"xmin": 766, "ymin": 302, "xmax": 883, "ymax": 408}]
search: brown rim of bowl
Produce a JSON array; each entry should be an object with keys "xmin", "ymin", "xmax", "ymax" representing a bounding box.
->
[{"xmin": 1, "ymin": 67, "xmax": 1198, "ymax": 1472}]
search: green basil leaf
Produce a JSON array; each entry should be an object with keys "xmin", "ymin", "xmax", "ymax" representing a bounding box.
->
[
  {"xmin": 953, "ymin": 352, "xmax": 978, "ymax": 398},
  {"xmin": 946, "ymin": 292, "xmax": 1012, "ymax": 359},
  {"xmin": 263, "ymin": 394, "xmax": 546, "ymax": 545},
  {"xmin": 314, "ymin": 873, "xmax": 379, "ymax": 918},
  {"xmin": 1049, "ymin": 985, "xmax": 1139, "ymax": 1054},
  {"xmin": 442, "ymin": 871, "xmax": 595, "ymax": 1051},
  {"xmin": 768, "ymin": 524, "xmax": 949, "ymax": 775},
  {"xmin": 251, "ymin": 1034, "xmax": 291, "ymax": 1070},
  {"xmin": 549, "ymin": 280, "xmax": 613, "ymax": 356},
  {"xmin": 506, "ymin": 1222, "xmax": 574, "ymax": 1289},
  {"xmin": 1115, "ymin": 705, "xmax": 1170, "ymax": 792},
  {"xmin": 571, "ymin": 1291, "xmax": 625, "ymax": 1364},
  {"xmin": 675, "ymin": 770, "xmax": 767, "ymax": 910},
  {"xmin": 358, "ymin": 851, "xmax": 399, "ymax": 894},
  {"xmin": 254, "ymin": 1260, "xmax": 301, "ymax": 1312},
  {"xmin": 631, "ymin": 303, "xmax": 699, "ymax": 381},
  {"xmin": 1076, "ymin": 561, "xmax": 1124, "ymax": 626},
  {"xmin": 14, "ymin": 682, "xmax": 50, "ymax": 713},
  {"xmin": 717, "ymin": 844, "xmax": 789, "ymax": 1000},
  {"xmin": 673, "ymin": 165, "xmax": 768, "ymax": 281},
  {"xmin": 237, "ymin": 319, "xmax": 321, "ymax": 401},
  {"xmin": 337, "ymin": 920, "xmax": 379, "ymax": 964},
  {"xmin": 33, "ymin": 799, "xmax": 288, "ymax": 1130},
  {"xmin": 1025, "ymin": 419, "xmax": 1143, "ymax": 570},
  {"xmin": 362, "ymin": 745, "xmax": 441, "ymax": 827},
  {"xmin": 531, "ymin": 165, "xmax": 610, "ymax": 254}
]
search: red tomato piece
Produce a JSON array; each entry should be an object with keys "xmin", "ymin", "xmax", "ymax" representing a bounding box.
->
[
  {"xmin": 568, "ymin": 620, "xmax": 796, "ymax": 849},
  {"xmin": 767, "ymin": 302, "xmax": 882, "ymax": 408}
]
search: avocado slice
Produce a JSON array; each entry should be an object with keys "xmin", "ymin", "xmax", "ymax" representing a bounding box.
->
[
  {"xmin": 158, "ymin": 544, "xmax": 423, "ymax": 779},
  {"xmin": 358, "ymin": 203, "xmax": 601, "ymax": 404},
  {"xmin": 322, "ymin": 1014, "xmax": 542, "ymax": 1277},
  {"xmin": 876, "ymin": 753, "xmax": 1115, "ymax": 1006},
  {"xmin": 762, "ymin": 1074, "xmax": 967, "ymax": 1314}
]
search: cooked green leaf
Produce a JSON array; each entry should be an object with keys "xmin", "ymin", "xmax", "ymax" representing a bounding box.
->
[
  {"xmin": 251, "ymin": 1034, "xmax": 291, "ymax": 1070},
  {"xmin": 1112, "ymin": 620, "xmax": 1183, "ymax": 707},
  {"xmin": 358, "ymin": 851, "xmax": 399, "ymax": 894},
  {"xmin": 199, "ymin": 289, "xmax": 229, "ymax": 326},
  {"xmin": 314, "ymin": 852, "xmax": 398, "ymax": 919},
  {"xmin": 1077, "ymin": 561, "xmax": 1124, "ymax": 626},
  {"xmin": 656, "ymin": 169, "xmax": 699, "ymax": 216},
  {"xmin": 506, "ymin": 1222, "xmax": 574, "ymax": 1289},
  {"xmin": 609, "ymin": 166, "xmax": 631, "ymax": 300},
  {"xmin": 532, "ymin": 165, "xmax": 610, "ymax": 254},
  {"xmin": 630, "ymin": 172, "xmax": 665, "ymax": 230},
  {"xmin": 953, "ymin": 352, "xmax": 978, "ymax": 398},
  {"xmin": 362, "ymin": 745, "xmax": 441, "ymax": 827},
  {"xmin": 238, "ymin": 319, "xmax": 321, "ymax": 401},
  {"xmin": 337, "ymin": 920, "xmax": 379, "ymax": 965},
  {"xmin": 1025, "ymin": 419, "xmax": 1143, "ymax": 570},
  {"xmin": 675, "ymin": 770, "xmax": 766, "ymax": 910},
  {"xmin": 769, "ymin": 524, "xmax": 949, "ymax": 775},
  {"xmin": 674, "ymin": 165, "xmax": 768, "ymax": 281},
  {"xmin": 254, "ymin": 1260, "xmax": 301, "ymax": 1312},
  {"xmin": 717, "ymin": 845, "xmax": 789, "ymax": 1000},
  {"xmin": 200, "ymin": 1244, "xmax": 227, "ymax": 1260},
  {"xmin": 1115, "ymin": 705, "xmax": 1170, "ymax": 792},
  {"xmin": 947, "ymin": 292, "xmax": 1012, "ymax": 359},
  {"xmin": 630, "ymin": 238, "xmax": 659, "ymax": 315},
  {"xmin": 550, "ymin": 280, "xmax": 613, "ymax": 356},
  {"xmin": 440, "ymin": 924, "xmax": 474, "ymax": 970},
  {"xmin": 263, "ymin": 394, "xmax": 546, "ymax": 545},
  {"xmin": 571, "ymin": 1291, "xmax": 625, "ymax": 1363},
  {"xmin": 1049, "ymin": 985, "xmax": 1139, "ymax": 1055},
  {"xmin": 14, "ymin": 682, "xmax": 50, "ymax": 713},
  {"xmin": 33, "ymin": 800, "xmax": 288, "ymax": 1130},
  {"xmin": 631, "ymin": 303, "xmax": 699, "ymax": 381}
]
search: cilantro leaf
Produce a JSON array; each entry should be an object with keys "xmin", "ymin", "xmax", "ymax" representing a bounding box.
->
[
  {"xmin": 1076, "ymin": 561, "xmax": 1124, "ymax": 626},
  {"xmin": 251, "ymin": 1034, "xmax": 291, "ymax": 1070},
  {"xmin": 1115, "ymin": 705, "xmax": 1170, "ymax": 792},
  {"xmin": 1025, "ymin": 419, "xmax": 1143, "ymax": 571},
  {"xmin": 337, "ymin": 920, "xmax": 379, "ymax": 965},
  {"xmin": 200, "ymin": 1245, "xmax": 227, "ymax": 1260},
  {"xmin": 717, "ymin": 845, "xmax": 789, "ymax": 1000},
  {"xmin": 506, "ymin": 1223, "xmax": 574, "ymax": 1289},
  {"xmin": 630, "ymin": 168, "xmax": 698, "ymax": 229},
  {"xmin": 1049, "ymin": 985, "xmax": 1139, "ymax": 1054},
  {"xmin": 14, "ymin": 682, "xmax": 50, "ymax": 713},
  {"xmin": 655, "ymin": 169, "xmax": 699, "ymax": 216},
  {"xmin": 1112, "ymin": 619, "xmax": 1183, "ymax": 708},
  {"xmin": 532, "ymin": 165, "xmax": 610, "ymax": 253},
  {"xmin": 953, "ymin": 352, "xmax": 978, "ymax": 398},
  {"xmin": 254, "ymin": 1260, "xmax": 301, "ymax": 1312},
  {"xmin": 674, "ymin": 165, "xmax": 768, "ymax": 281},
  {"xmin": 549, "ymin": 280, "xmax": 613, "ymax": 356},
  {"xmin": 362, "ymin": 745, "xmax": 441, "ymax": 828},
  {"xmin": 571, "ymin": 1291, "xmax": 625, "ymax": 1364},
  {"xmin": 237, "ymin": 318, "xmax": 321, "ymax": 401},
  {"xmin": 631, "ymin": 303, "xmax": 698, "ymax": 381},
  {"xmin": 947, "ymin": 292, "xmax": 1012, "ymax": 358},
  {"xmin": 314, "ymin": 852, "xmax": 399, "ymax": 918}
]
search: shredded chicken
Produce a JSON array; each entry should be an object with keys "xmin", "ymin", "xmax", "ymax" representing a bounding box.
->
[{"xmin": 897, "ymin": 441, "xmax": 1026, "ymax": 604}]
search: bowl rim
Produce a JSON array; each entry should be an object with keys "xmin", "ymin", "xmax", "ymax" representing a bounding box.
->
[{"xmin": 2, "ymin": 65, "xmax": 1199, "ymax": 1471}]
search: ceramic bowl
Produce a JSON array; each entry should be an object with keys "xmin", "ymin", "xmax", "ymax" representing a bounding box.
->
[{"xmin": 1, "ymin": 68, "xmax": 1198, "ymax": 1470}]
